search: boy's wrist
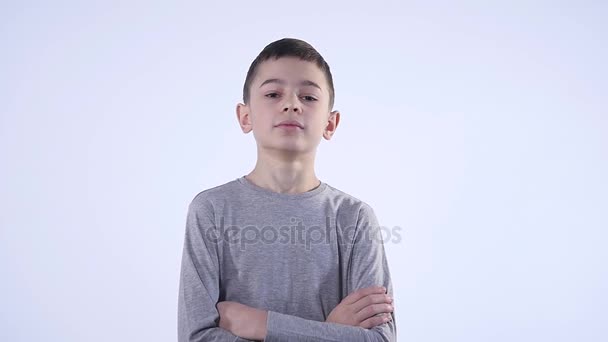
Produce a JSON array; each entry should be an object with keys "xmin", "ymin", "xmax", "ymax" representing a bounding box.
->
[{"xmin": 251, "ymin": 308, "xmax": 268, "ymax": 340}]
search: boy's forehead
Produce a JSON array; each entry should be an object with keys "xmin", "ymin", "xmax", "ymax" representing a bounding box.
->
[{"xmin": 253, "ymin": 57, "xmax": 325, "ymax": 87}]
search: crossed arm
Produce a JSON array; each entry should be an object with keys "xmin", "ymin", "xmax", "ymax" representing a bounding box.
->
[{"xmin": 215, "ymin": 286, "xmax": 394, "ymax": 341}]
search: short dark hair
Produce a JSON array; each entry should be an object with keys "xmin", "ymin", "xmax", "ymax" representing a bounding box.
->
[{"xmin": 242, "ymin": 38, "xmax": 335, "ymax": 110}]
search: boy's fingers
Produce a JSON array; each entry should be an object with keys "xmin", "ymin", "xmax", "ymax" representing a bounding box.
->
[
  {"xmin": 343, "ymin": 286, "xmax": 386, "ymax": 305},
  {"xmin": 358, "ymin": 313, "xmax": 392, "ymax": 329},
  {"xmin": 354, "ymin": 303, "xmax": 393, "ymax": 322},
  {"xmin": 352, "ymin": 293, "xmax": 393, "ymax": 313}
]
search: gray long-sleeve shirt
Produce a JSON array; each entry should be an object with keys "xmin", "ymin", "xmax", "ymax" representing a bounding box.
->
[{"xmin": 177, "ymin": 175, "xmax": 397, "ymax": 341}]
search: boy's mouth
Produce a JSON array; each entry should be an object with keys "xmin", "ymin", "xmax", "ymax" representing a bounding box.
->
[{"xmin": 275, "ymin": 120, "xmax": 304, "ymax": 129}]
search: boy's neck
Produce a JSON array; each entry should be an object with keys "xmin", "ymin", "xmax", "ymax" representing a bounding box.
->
[{"xmin": 245, "ymin": 153, "xmax": 321, "ymax": 194}]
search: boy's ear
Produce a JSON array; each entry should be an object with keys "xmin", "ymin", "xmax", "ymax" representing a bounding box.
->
[
  {"xmin": 323, "ymin": 110, "xmax": 340, "ymax": 140},
  {"xmin": 236, "ymin": 103, "xmax": 253, "ymax": 133}
]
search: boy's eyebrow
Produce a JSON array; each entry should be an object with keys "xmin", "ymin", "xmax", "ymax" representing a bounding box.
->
[{"xmin": 259, "ymin": 78, "xmax": 322, "ymax": 90}]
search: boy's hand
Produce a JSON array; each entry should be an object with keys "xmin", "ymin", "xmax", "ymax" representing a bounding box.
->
[
  {"xmin": 326, "ymin": 286, "xmax": 393, "ymax": 328},
  {"xmin": 217, "ymin": 301, "xmax": 267, "ymax": 340}
]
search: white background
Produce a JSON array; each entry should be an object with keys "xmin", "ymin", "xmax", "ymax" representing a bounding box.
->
[{"xmin": 1, "ymin": 1, "xmax": 606, "ymax": 341}]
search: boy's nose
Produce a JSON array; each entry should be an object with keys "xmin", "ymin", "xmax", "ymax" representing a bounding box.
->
[
  {"xmin": 283, "ymin": 105, "xmax": 300, "ymax": 113},
  {"xmin": 282, "ymin": 93, "xmax": 302, "ymax": 113},
  {"xmin": 283, "ymin": 100, "xmax": 302, "ymax": 113}
]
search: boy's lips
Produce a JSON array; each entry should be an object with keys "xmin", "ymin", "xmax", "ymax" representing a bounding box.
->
[{"xmin": 275, "ymin": 120, "xmax": 304, "ymax": 129}]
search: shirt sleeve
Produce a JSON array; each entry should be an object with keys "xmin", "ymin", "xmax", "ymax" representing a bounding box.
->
[
  {"xmin": 177, "ymin": 196, "xmax": 254, "ymax": 342},
  {"xmin": 264, "ymin": 202, "xmax": 397, "ymax": 342}
]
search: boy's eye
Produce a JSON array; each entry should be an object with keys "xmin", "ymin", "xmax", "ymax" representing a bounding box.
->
[
  {"xmin": 264, "ymin": 93, "xmax": 317, "ymax": 102},
  {"xmin": 302, "ymin": 96, "xmax": 318, "ymax": 102}
]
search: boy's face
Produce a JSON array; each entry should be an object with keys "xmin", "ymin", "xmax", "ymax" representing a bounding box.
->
[{"xmin": 236, "ymin": 57, "xmax": 340, "ymax": 156}]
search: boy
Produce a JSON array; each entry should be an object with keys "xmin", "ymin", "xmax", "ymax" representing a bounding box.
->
[{"xmin": 178, "ymin": 38, "xmax": 396, "ymax": 341}]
